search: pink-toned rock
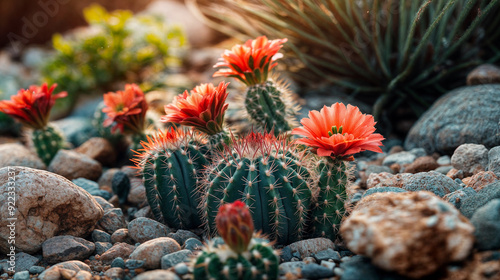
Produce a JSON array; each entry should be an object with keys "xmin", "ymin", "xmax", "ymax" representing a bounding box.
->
[
  {"xmin": 98, "ymin": 242, "xmax": 135, "ymax": 264},
  {"xmin": 466, "ymin": 171, "xmax": 498, "ymax": 191},
  {"xmin": 466, "ymin": 64, "xmax": 500, "ymax": 85},
  {"xmin": 341, "ymin": 191, "xmax": 474, "ymax": 279},
  {"xmin": 451, "ymin": 144, "xmax": 489, "ymax": 176},
  {"xmin": 0, "ymin": 167, "xmax": 103, "ymax": 254},
  {"xmin": 287, "ymin": 238, "xmax": 335, "ymax": 258},
  {"xmin": 74, "ymin": 137, "xmax": 116, "ymax": 166},
  {"xmin": 404, "ymin": 156, "xmax": 439, "ymax": 173},
  {"xmin": 447, "ymin": 168, "xmax": 464, "ymax": 180},
  {"xmin": 0, "ymin": 143, "xmax": 46, "ymax": 170},
  {"xmin": 48, "ymin": 149, "xmax": 102, "ymax": 181},
  {"xmin": 38, "ymin": 260, "xmax": 91, "ymax": 280},
  {"xmin": 129, "ymin": 237, "xmax": 181, "ymax": 269},
  {"xmin": 366, "ymin": 172, "xmax": 407, "ymax": 189}
]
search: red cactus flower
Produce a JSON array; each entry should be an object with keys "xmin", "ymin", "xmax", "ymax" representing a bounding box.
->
[
  {"xmin": 216, "ymin": 200, "xmax": 255, "ymax": 254},
  {"xmin": 161, "ymin": 82, "xmax": 229, "ymax": 135},
  {"xmin": 213, "ymin": 36, "xmax": 287, "ymax": 86},
  {"xmin": 0, "ymin": 83, "xmax": 67, "ymax": 130},
  {"xmin": 102, "ymin": 84, "xmax": 148, "ymax": 134},
  {"xmin": 292, "ymin": 103, "xmax": 384, "ymax": 161}
]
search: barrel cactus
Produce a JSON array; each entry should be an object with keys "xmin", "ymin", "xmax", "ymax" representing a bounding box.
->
[
  {"xmin": 32, "ymin": 124, "xmax": 66, "ymax": 166},
  {"xmin": 133, "ymin": 128, "xmax": 208, "ymax": 229},
  {"xmin": 201, "ymin": 131, "xmax": 313, "ymax": 245},
  {"xmin": 292, "ymin": 103, "xmax": 384, "ymax": 240},
  {"xmin": 194, "ymin": 201, "xmax": 279, "ymax": 280}
]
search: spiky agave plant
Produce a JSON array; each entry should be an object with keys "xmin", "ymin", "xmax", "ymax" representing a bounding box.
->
[
  {"xmin": 201, "ymin": 131, "xmax": 313, "ymax": 245},
  {"xmin": 189, "ymin": 0, "xmax": 500, "ymax": 127},
  {"xmin": 292, "ymin": 103, "xmax": 384, "ymax": 241}
]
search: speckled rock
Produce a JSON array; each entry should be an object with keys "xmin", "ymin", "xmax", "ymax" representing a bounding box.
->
[
  {"xmin": 134, "ymin": 206, "xmax": 152, "ymax": 219},
  {"xmin": 460, "ymin": 181, "xmax": 500, "ymax": 218},
  {"xmin": 128, "ymin": 217, "xmax": 170, "ymax": 243},
  {"xmin": 38, "ymin": 261, "xmax": 91, "ymax": 280},
  {"xmin": 340, "ymin": 255, "xmax": 407, "ymax": 280},
  {"xmin": 451, "ymin": 144, "xmax": 489, "ymax": 176},
  {"xmin": 134, "ymin": 270, "xmax": 181, "ymax": 280},
  {"xmin": 92, "ymin": 229, "xmax": 111, "ymax": 243},
  {"xmin": 0, "ymin": 143, "xmax": 45, "ymax": 170},
  {"xmin": 443, "ymin": 187, "xmax": 476, "ymax": 209},
  {"xmin": 98, "ymin": 243, "xmax": 135, "ymax": 264},
  {"xmin": 104, "ymin": 267, "xmax": 124, "ymax": 279},
  {"xmin": 167, "ymin": 230, "xmax": 199, "ymax": 246},
  {"xmin": 42, "ymin": 236, "xmax": 95, "ymax": 264},
  {"xmin": 279, "ymin": 261, "xmax": 308, "ymax": 275},
  {"xmin": 466, "ymin": 171, "xmax": 498, "ymax": 191},
  {"xmin": 488, "ymin": 146, "xmax": 500, "ymax": 178},
  {"xmin": 74, "ymin": 137, "xmax": 116, "ymax": 166},
  {"xmin": 48, "ymin": 150, "xmax": 102, "ymax": 181},
  {"xmin": 287, "ymin": 238, "xmax": 335, "ymax": 258},
  {"xmin": 404, "ymin": 156, "xmax": 439, "ymax": 173},
  {"xmin": 341, "ymin": 191, "xmax": 474, "ymax": 278},
  {"xmin": 95, "ymin": 242, "xmax": 112, "ymax": 255},
  {"xmin": 111, "ymin": 228, "xmax": 134, "ymax": 244},
  {"xmin": 470, "ymin": 199, "xmax": 500, "ymax": 251},
  {"xmin": 466, "ymin": 64, "xmax": 500, "ymax": 85},
  {"xmin": 129, "ymin": 237, "xmax": 181, "ymax": 269},
  {"xmin": 0, "ymin": 167, "xmax": 103, "ymax": 254},
  {"xmin": 97, "ymin": 208, "xmax": 127, "ymax": 234},
  {"xmin": 127, "ymin": 180, "xmax": 146, "ymax": 205},
  {"xmin": 93, "ymin": 196, "xmax": 114, "ymax": 212},
  {"xmin": 11, "ymin": 252, "xmax": 39, "ymax": 273},
  {"xmin": 405, "ymin": 85, "xmax": 500, "ymax": 154},
  {"xmin": 161, "ymin": 249, "xmax": 192, "ymax": 269},
  {"xmin": 382, "ymin": 152, "xmax": 416, "ymax": 166}
]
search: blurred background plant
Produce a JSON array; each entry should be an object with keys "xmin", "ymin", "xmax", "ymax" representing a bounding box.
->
[{"xmin": 188, "ymin": 0, "xmax": 500, "ymax": 134}]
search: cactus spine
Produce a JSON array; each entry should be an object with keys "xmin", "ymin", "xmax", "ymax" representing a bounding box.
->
[
  {"xmin": 32, "ymin": 124, "xmax": 65, "ymax": 166},
  {"xmin": 134, "ymin": 129, "xmax": 208, "ymax": 229},
  {"xmin": 312, "ymin": 159, "xmax": 350, "ymax": 240}
]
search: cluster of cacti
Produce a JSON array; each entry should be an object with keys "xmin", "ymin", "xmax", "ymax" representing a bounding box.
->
[{"xmin": 194, "ymin": 201, "xmax": 279, "ymax": 280}]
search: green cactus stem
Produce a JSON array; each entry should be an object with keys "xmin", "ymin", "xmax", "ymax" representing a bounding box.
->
[{"xmin": 32, "ymin": 124, "xmax": 65, "ymax": 166}]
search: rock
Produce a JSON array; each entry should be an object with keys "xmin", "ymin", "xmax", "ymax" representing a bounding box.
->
[
  {"xmin": 340, "ymin": 255, "xmax": 406, "ymax": 280},
  {"xmin": 129, "ymin": 237, "xmax": 181, "ymax": 269},
  {"xmin": 73, "ymin": 178, "xmax": 111, "ymax": 200},
  {"xmin": 301, "ymin": 263, "xmax": 335, "ymax": 279},
  {"xmin": 0, "ymin": 167, "xmax": 103, "ymax": 254},
  {"xmin": 95, "ymin": 242, "xmax": 112, "ymax": 255},
  {"xmin": 451, "ymin": 144, "xmax": 489, "ymax": 176},
  {"xmin": 48, "ymin": 150, "xmax": 102, "ymax": 181},
  {"xmin": 364, "ymin": 165, "xmax": 393, "ymax": 176},
  {"xmin": 111, "ymin": 257, "xmax": 125, "ymax": 269},
  {"xmin": 382, "ymin": 152, "xmax": 416, "ymax": 166},
  {"xmin": 74, "ymin": 137, "xmax": 116, "ymax": 166},
  {"xmin": 29, "ymin": 266, "xmax": 45, "ymax": 274},
  {"xmin": 53, "ymin": 117, "xmax": 96, "ymax": 147},
  {"xmin": 13, "ymin": 271, "xmax": 29, "ymax": 280},
  {"xmin": 93, "ymin": 196, "xmax": 114, "ymax": 211},
  {"xmin": 443, "ymin": 188, "xmax": 476, "ymax": 209},
  {"xmin": 460, "ymin": 181, "xmax": 500, "ymax": 218},
  {"xmin": 42, "ymin": 236, "xmax": 95, "ymax": 264},
  {"xmin": 280, "ymin": 246, "xmax": 293, "ymax": 262},
  {"xmin": 405, "ymin": 85, "xmax": 500, "ymax": 154},
  {"xmin": 489, "ymin": 146, "xmax": 500, "ymax": 178},
  {"xmin": 167, "ymin": 229, "xmax": 198, "ymax": 246},
  {"xmin": 127, "ymin": 180, "xmax": 146, "ymax": 205},
  {"xmin": 435, "ymin": 165, "xmax": 454, "ymax": 175},
  {"xmin": 341, "ymin": 191, "xmax": 474, "ymax": 278},
  {"xmin": 174, "ymin": 263, "xmax": 189, "ymax": 275},
  {"xmin": 287, "ymin": 238, "xmax": 335, "ymax": 258},
  {"xmin": 98, "ymin": 243, "xmax": 135, "ymax": 264},
  {"xmin": 279, "ymin": 261, "xmax": 307, "ymax": 275},
  {"xmin": 161, "ymin": 249, "xmax": 192, "ymax": 269},
  {"xmin": 134, "ymin": 206, "xmax": 152, "ymax": 219},
  {"xmin": 0, "ymin": 143, "xmax": 45, "ymax": 169},
  {"xmin": 437, "ymin": 155, "xmax": 451, "ymax": 166},
  {"xmin": 362, "ymin": 187, "xmax": 407, "ymax": 198},
  {"xmin": 470, "ymin": 199, "xmax": 500, "ymax": 251},
  {"xmin": 38, "ymin": 261, "xmax": 91, "ymax": 280},
  {"xmin": 313, "ymin": 249, "xmax": 341, "ymax": 262},
  {"xmin": 129, "ymin": 217, "xmax": 170, "ymax": 243},
  {"xmin": 466, "ymin": 64, "xmax": 500, "ymax": 85},
  {"xmin": 409, "ymin": 148, "xmax": 427, "ymax": 158},
  {"xmin": 125, "ymin": 259, "xmax": 145, "ymax": 270},
  {"xmin": 134, "ymin": 270, "xmax": 180, "ymax": 280},
  {"xmin": 92, "ymin": 229, "xmax": 111, "ymax": 243},
  {"xmin": 404, "ymin": 156, "xmax": 439, "ymax": 173},
  {"xmin": 183, "ymin": 238, "xmax": 203, "ymax": 251},
  {"xmin": 111, "ymin": 228, "xmax": 134, "ymax": 244},
  {"xmin": 466, "ymin": 171, "xmax": 498, "ymax": 191},
  {"xmin": 73, "ymin": 270, "xmax": 92, "ymax": 280},
  {"xmin": 97, "ymin": 208, "xmax": 127, "ymax": 234},
  {"xmin": 111, "ymin": 171, "xmax": 130, "ymax": 204},
  {"xmin": 98, "ymin": 168, "xmax": 119, "ymax": 189},
  {"xmin": 11, "ymin": 252, "xmax": 39, "ymax": 272},
  {"xmin": 104, "ymin": 267, "xmax": 124, "ymax": 279}
]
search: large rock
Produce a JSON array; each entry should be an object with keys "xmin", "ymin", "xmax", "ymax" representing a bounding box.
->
[
  {"xmin": 48, "ymin": 150, "xmax": 102, "ymax": 181},
  {"xmin": 0, "ymin": 143, "xmax": 45, "ymax": 170},
  {"xmin": 341, "ymin": 191, "xmax": 474, "ymax": 279},
  {"xmin": 451, "ymin": 144, "xmax": 489, "ymax": 176},
  {"xmin": 405, "ymin": 85, "xmax": 500, "ymax": 154},
  {"xmin": 470, "ymin": 199, "xmax": 500, "ymax": 251},
  {"xmin": 129, "ymin": 237, "xmax": 181, "ymax": 269},
  {"xmin": 0, "ymin": 167, "xmax": 104, "ymax": 254}
]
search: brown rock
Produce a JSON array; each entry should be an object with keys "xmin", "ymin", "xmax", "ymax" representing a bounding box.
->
[
  {"xmin": 466, "ymin": 64, "xmax": 500, "ymax": 85},
  {"xmin": 128, "ymin": 178, "xmax": 146, "ymax": 205},
  {"xmin": 129, "ymin": 237, "xmax": 181, "ymax": 269},
  {"xmin": 98, "ymin": 242, "xmax": 135, "ymax": 264},
  {"xmin": 366, "ymin": 172, "xmax": 406, "ymax": 189},
  {"xmin": 447, "ymin": 168, "xmax": 464, "ymax": 180},
  {"xmin": 111, "ymin": 228, "xmax": 134, "ymax": 244},
  {"xmin": 104, "ymin": 267, "xmax": 125, "ymax": 279},
  {"xmin": 38, "ymin": 261, "xmax": 91, "ymax": 280},
  {"xmin": 0, "ymin": 143, "xmax": 46, "ymax": 170},
  {"xmin": 342, "ymin": 191, "xmax": 474, "ymax": 278},
  {"xmin": 74, "ymin": 137, "xmax": 116, "ymax": 166},
  {"xmin": 444, "ymin": 250, "xmax": 500, "ymax": 280},
  {"xmin": 287, "ymin": 238, "xmax": 335, "ymax": 258},
  {"xmin": 389, "ymin": 163, "xmax": 401, "ymax": 173},
  {"xmin": 0, "ymin": 167, "xmax": 103, "ymax": 254},
  {"xmin": 465, "ymin": 171, "xmax": 498, "ymax": 191},
  {"xmin": 73, "ymin": 270, "xmax": 92, "ymax": 280},
  {"xmin": 404, "ymin": 156, "xmax": 439, "ymax": 173},
  {"xmin": 451, "ymin": 144, "xmax": 489, "ymax": 177},
  {"xmin": 48, "ymin": 150, "xmax": 102, "ymax": 181}
]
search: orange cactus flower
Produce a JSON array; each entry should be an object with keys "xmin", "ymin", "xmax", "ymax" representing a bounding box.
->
[
  {"xmin": 213, "ymin": 36, "xmax": 287, "ymax": 86},
  {"xmin": 292, "ymin": 103, "xmax": 384, "ymax": 160},
  {"xmin": 0, "ymin": 83, "xmax": 67, "ymax": 130},
  {"xmin": 216, "ymin": 200, "xmax": 255, "ymax": 254},
  {"xmin": 102, "ymin": 84, "xmax": 148, "ymax": 134},
  {"xmin": 161, "ymin": 82, "xmax": 229, "ymax": 135}
]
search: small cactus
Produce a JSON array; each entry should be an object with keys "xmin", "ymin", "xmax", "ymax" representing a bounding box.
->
[
  {"xmin": 201, "ymin": 131, "xmax": 313, "ymax": 245},
  {"xmin": 193, "ymin": 201, "xmax": 279, "ymax": 280},
  {"xmin": 32, "ymin": 124, "xmax": 65, "ymax": 166},
  {"xmin": 133, "ymin": 128, "xmax": 208, "ymax": 230}
]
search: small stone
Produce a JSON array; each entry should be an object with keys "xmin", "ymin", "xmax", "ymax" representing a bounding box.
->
[
  {"xmin": 93, "ymin": 196, "xmax": 114, "ymax": 212},
  {"xmin": 29, "ymin": 266, "xmax": 45, "ymax": 274},
  {"xmin": 13, "ymin": 271, "xmax": 30, "ymax": 280},
  {"xmin": 404, "ymin": 156, "xmax": 439, "ymax": 173},
  {"xmin": 125, "ymin": 259, "xmax": 145, "ymax": 270},
  {"xmin": 95, "ymin": 242, "xmax": 113, "ymax": 255},
  {"xmin": 280, "ymin": 246, "xmax": 293, "ymax": 262},
  {"xmin": 321, "ymin": 260, "xmax": 336, "ymax": 270},
  {"xmin": 161, "ymin": 249, "xmax": 192, "ymax": 269},
  {"xmin": 134, "ymin": 270, "xmax": 180, "ymax": 280},
  {"xmin": 313, "ymin": 249, "xmax": 341, "ymax": 262},
  {"xmin": 92, "ymin": 229, "xmax": 112, "ymax": 243},
  {"xmin": 435, "ymin": 165, "xmax": 454, "ymax": 175},
  {"xmin": 74, "ymin": 137, "xmax": 116, "ymax": 166},
  {"xmin": 111, "ymin": 257, "xmax": 125, "ymax": 269},
  {"xmin": 466, "ymin": 171, "xmax": 498, "ymax": 191},
  {"xmin": 73, "ymin": 178, "xmax": 111, "ymax": 200},
  {"xmin": 447, "ymin": 168, "xmax": 464, "ymax": 180},
  {"xmin": 437, "ymin": 155, "xmax": 451, "ymax": 166},
  {"xmin": 443, "ymin": 187, "xmax": 476, "ymax": 209},
  {"xmin": 287, "ymin": 238, "xmax": 335, "ymax": 258},
  {"xmin": 98, "ymin": 243, "xmax": 135, "ymax": 264},
  {"xmin": 301, "ymin": 263, "xmax": 335, "ymax": 279},
  {"xmin": 111, "ymin": 228, "xmax": 134, "ymax": 244},
  {"xmin": 0, "ymin": 143, "xmax": 45, "ymax": 169},
  {"xmin": 341, "ymin": 191, "xmax": 474, "ymax": 278},
  {"xmin": 73, "ymin": 270, "xmax": 92, "ymax": 280},
  {"xmin": 111, "ymin": 171, "xmax": 131, "ymax": 204},
  {"xmin": 466, "ymin": 64, "xmax": 500, "ymax": 85},
  {"xmin": 104, "ymin": 267, "xmax": 124, "ymax": 279},
  {"xmin": 471, "ymin": 199, "xmax": 500, "ymax": 251},
  {"xmin": 127, "ymin": 181, "xmax": 146, "ymax": 205},
  {"xmin": 167, "ymin": 230, "xmax": 199, "ymax": 246},
  {"xmin": 488, "ymin": 146, "xmax": 500, "ymax": 178},
  {"xmin": 134, "ymin": 206, "xmax": 152, "ymax": 219},
  {"xmin": 128, "ymin": 217, "xmax": 170, "ymax": 243},
  {"xmin": 183, "ymin": 238, "xmax": 203, "ymax": 251},
  {"xmin": 98, "ymin": 208, "xmax": 127, "ymax": 234},
  {"xmin": 48, "ymin": 149, "xmax": 102, "ymax": 181},
  {"xmin": 174, "ymin": 262, "xmax": 189, "ymax": 275},
  {"xmin": 42, "ymin": 236, "xmax": 95, "ymax": 264},
  {"xmin": 279, "ymin": 261, "xmax": 307, "ymax": 275},
  {"xmin": 451, "ymin": 144, "xmax": 489, "ymax": 176},
  {"xmin": 460, "ymin": 181, "xmax": 500, "ymax": 218},
  {"xmin": 13, "ymin": 252, "xmax": 39, "ymax": 272},
  {"xmin": 382, "ymin": 151, "xmax": 416, "ymax": 166},
  {"xmin": 129, "ymin": 237, "xmax": 181, "ymax": 269}
]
